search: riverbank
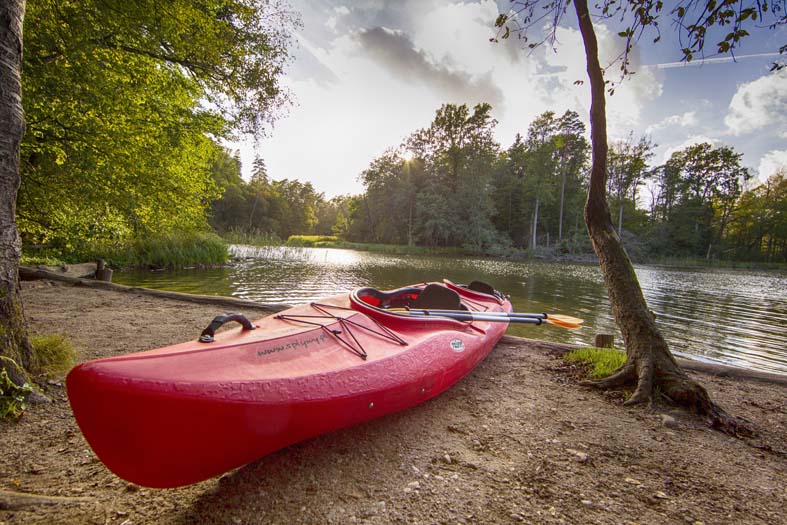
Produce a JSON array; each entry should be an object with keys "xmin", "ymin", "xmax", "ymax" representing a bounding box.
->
[{"xmin": 2, "ymin": 281, "xmax": 786, "ymax": 524}]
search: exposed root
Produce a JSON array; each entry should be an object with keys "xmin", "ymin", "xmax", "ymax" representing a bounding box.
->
[
  {"xmin": 579, "ymin": 363, "xmax": 635, "ymax": 389},
  {"xmin": 578, "ymin": 352, "xmax": 755, "ymax": 437}
]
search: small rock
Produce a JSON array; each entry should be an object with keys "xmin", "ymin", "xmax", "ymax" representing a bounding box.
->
[
  {"xmin": 661, "ymin": 414, "xmax": 679, "ymax": 429},
  {"xmin": 407, "ymin": 481, "xmax": 421, "ymax": 490},
  {"xmin": 510, "ymin": 513, "xmax": 524, "ymax": 522},
  {"xmin": 654, "ymin": 491, "xmax": 670, "ymax": 499},
  {"xmin": 581, "ymin": 500, "xmax": 593, "ymax": 507},
  {"xmin": 125, "ymin": 484, "xmax": 139, "ymax": 493},
  {"xmin": 444, "ymin": 454, "xmax": 452, "ymax": 464},
  {"xmin": 120, "ymin": 521, "xmax": 133, "ymax": 525},
  {"xmin": 567, "ymin": 449, "xmax": 589, "ymax": 463},
  {"xmin": 624, "ymin": 477, "xmax": 642, "ymax": 486}
]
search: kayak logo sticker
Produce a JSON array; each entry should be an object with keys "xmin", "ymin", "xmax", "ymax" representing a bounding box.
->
[{"xmin": 449, "ymin": 339, "xmax": 465, "ymax": 352}]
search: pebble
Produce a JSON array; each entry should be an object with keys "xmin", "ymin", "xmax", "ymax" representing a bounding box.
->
[
  {"xmin": 407, "ymin": 481, "xmax": 421, "ymax": 490},
  {"xmin": 661, "ymin": 414, "xmax": 679, "ymax": 429},
  {"xmin": 581, "ymin": 500, "xmax": 594, "ymax": 507}
]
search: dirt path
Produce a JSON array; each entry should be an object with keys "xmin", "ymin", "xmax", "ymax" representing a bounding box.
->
[{"xmin": 1, "ymin": 280, "xmax": 786, "ymax": 524}]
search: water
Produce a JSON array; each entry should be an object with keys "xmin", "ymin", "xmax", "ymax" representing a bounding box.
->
[{"xmin": 113, "ymin": 245, "xmax": 787, "ymax": 375}]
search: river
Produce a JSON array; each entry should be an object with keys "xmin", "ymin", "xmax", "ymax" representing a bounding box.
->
[{"xmin": 113, "ymin": 245, "xmax": 787, "ymax": 375}]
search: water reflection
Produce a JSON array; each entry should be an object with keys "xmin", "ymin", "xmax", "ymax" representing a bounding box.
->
[{"xmin": 113, "ymin": 246, "xmax": 787, "ymax": 375}]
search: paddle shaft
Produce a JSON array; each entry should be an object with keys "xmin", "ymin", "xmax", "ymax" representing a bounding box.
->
[
  {"xmin": 401, "ymin": 310, "xmax": 581, "ymax": 329},
  {"xmin": 403, "ymin": 308, "xmax": 582, "ymax": 325},
  {"xmin": 405, "ymin": 311, "xmax": 542, "ymax": 324}
]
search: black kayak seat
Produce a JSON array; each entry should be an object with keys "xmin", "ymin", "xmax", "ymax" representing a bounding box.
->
[
  {"xmin": 410, "ymin": 284, "xmax": 465, "ymax": 310},
  {"xmin": 468, "ymin": 280, "xmax": 496, "ymax": 296}
]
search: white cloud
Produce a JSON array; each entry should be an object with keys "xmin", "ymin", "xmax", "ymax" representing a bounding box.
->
[
  {"xmin": 757, "ymin": 149, "xmax": 787, "ymax": 182},
  {"xmin": 725, "ymin": 69, "xmax": 787, "ymax": 135},
  {"xmin": 646, "ymin": 111, "xmax": 698, "ymax": 134},
  {"xmin": 659, "ymin": 135, "xmax": 720, "ymax": 164}
]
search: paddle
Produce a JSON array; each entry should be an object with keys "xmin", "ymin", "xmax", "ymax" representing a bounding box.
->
[
  {"xmin": 393, "ymin": 309, "xmax": 583, "ymax": 329},
  {"xmin": 404, "ymin": 308, "xmax": 583, "ymax": 325}
]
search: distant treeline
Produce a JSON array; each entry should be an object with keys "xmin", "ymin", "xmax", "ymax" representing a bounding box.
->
[{"xmin": 210, "ymin": 103, "xmax": 787, "ymax": 263}]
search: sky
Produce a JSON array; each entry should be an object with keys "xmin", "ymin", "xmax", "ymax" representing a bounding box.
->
[{"xmin": 230, "ymin": 0, "xmax": 787, "ymax": 199}]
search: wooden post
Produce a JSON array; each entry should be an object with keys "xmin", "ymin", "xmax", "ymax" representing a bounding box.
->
[
  {"xmin": 95, "ymin": 259, "xmax": 113, "ymax": 282},
  {"xmin": 594, "ymin": 334, "xmax": 614, "ymax": 348}
]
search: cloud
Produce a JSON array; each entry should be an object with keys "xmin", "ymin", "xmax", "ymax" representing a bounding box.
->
[
  {"xmin": 646, "ymin": 111, "xmax": 699, "ymax": 134},
  {"xmin": 659, "ymin": 135, "xmax": 720, "ymax": 164},
  {"xmin": 757, "ymin": 149, "xmax": 787, "ymax": 182},
  {"xmin": 725, "ymin": 69, "xmax": 787, "ymax": 136},
  {"xmin": 355, "ymin": 26, "xmax": 504, "ymax": 108}
]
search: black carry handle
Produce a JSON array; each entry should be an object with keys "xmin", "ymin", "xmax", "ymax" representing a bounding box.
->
[{"xmin": 198, "ymin": 313, "xmax": 257, "ymax": 343}]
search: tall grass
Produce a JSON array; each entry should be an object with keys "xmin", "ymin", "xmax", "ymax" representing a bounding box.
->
[
  {"xmin": 30, "ymin": 333, "xmax": 76, "ymax": 378},
  {"xmin": 222, "ymin": 228, "xmax": 282, "ymax": 247},
  {"xmin": 24, "ymin": 231, "xmax": 229, "ymax": 270}
]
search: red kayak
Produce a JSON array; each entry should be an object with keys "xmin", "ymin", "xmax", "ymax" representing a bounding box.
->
[{"xmin": 66, "ymin": 281, "xmax": 511, "ymax": 488}]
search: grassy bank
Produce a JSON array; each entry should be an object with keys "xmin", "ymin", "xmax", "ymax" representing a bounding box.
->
[{"xmin": 23, "ymin": 232, "xmax": 229, "ymax": 270}]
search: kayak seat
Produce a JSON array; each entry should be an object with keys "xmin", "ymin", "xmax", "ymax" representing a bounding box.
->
[
  {"xmin": 410, "ymin": 284, "xmax": 466, "ymax": 311},
  {"xmin": 468, "ymin": 280, "xmax": 496, "ymax": 296},
  {"xmin": 354, "ymin": 285, "xmax": 468, "ymax": 311}
]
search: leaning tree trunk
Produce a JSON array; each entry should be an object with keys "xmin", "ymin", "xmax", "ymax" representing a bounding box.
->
[
  {"xmin": 572, "ymin": 0, "xmax": 745, "ymax": 433},
  {"xmin": 0, "ymin": 0, "xmax": 38, "ymax": 386}
]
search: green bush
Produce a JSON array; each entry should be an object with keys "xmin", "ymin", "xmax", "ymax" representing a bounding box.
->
[{"xmin": 565, "ymin": 347, "xmax": 626, "ymax": 379}]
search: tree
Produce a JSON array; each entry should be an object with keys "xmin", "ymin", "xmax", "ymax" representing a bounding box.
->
[
  {"xmin": 0, "ymin": 0, "xmax": 37, "ymax": 386},
  {"xmin": 495, "ymin": 0, "xmax": 779, "ymax": 431},
  {"xmin": 1, "ymin": 0, "xmax": 297, "ymax": 388},
  {"xmin": 607, "ymin": 134, "xmax": 654, "ymax": 235},
  {"xmin": 524, "ymin": 111, "xmax": 559, "ymax": 248}
]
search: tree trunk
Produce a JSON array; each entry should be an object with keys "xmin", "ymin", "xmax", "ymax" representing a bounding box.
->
[
  {"xmin": 572, "ymin": 0, "xmax": 747, "ymax": 434},
  {"xmin": 531, "ymin": 196, "xmax": 539, "ymax": 249},
  {"xmin": 0, "ymin": 0, "xmax": 38, "ymax": 386}
]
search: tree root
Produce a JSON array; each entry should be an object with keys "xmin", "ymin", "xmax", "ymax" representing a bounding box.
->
[{"xmin": 581, "ymin": 357, "xmax": 754, "ymax": 437}]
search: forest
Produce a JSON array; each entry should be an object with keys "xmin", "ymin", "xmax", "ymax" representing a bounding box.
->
[
  {"xmin": 208, "ymin": 102, "xmax": 787, "ymax": 263},
  {"xmin": 15, "ymin": 1, "xmax": 787, "ymax": 265}
]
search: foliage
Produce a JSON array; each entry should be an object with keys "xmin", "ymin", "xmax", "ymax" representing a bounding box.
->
[
  {"xmin": 18, "ymin": 0, "xmax": 297, "ymax": 258},
  {"xmin": 565, "ymin": 347, "xmax": 627, "ymax": 379},
  {"xmin": 30, "ymin": 334, "xmax": 76, "ymax": 379},
  {"xmin": 208, "ymin": 149, "xmax": 332, "ymax": 241},
  {"xmin": 20, "ymin": 254, "xmax": 65, "ymax": 267},
  {"xmin": 80, "ymin": 232, "xmax": 228, "ymax": 269},
  {"xmin": 0, "ymin": 364, "xmax": 32, "ymax": 420}
]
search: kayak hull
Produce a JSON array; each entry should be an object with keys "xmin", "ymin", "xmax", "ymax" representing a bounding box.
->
[{"xmin": 67, "ymin": 283, "xmax": 511, "ymax": 488}]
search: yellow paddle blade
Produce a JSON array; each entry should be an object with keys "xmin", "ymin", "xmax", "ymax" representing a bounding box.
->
[
  {"xmin": 547, "ymin": 314, "xmax": 584, "ymax": 325},
  {"xmin": 545, "ymin": 318, "xmax": 582, "ymax": 330}
]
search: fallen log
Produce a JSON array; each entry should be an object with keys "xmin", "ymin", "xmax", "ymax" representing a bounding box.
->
[{"xmin": 19, "ymin": 266, "xmax": 290, "ymax": 313}]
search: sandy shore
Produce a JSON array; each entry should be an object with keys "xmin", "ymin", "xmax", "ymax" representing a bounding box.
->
[{"xmin": 1, "ymin": 279, "xmax": 786, "ymax": 524}]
